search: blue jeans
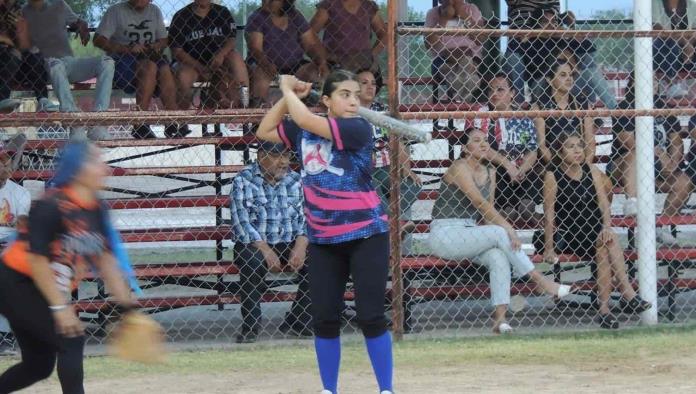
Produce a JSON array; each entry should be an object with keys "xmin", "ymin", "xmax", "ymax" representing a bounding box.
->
[{"xmin": 46, "ymin": 55, "xmax": 115, "ymax": 112}]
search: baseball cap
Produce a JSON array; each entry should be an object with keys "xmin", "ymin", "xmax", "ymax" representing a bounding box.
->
[{"xmin": 257, "ymin": 141, "xmax": 287, "ymax": 154}]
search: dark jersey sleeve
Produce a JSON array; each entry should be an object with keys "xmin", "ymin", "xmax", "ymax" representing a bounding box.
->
[
  {"xmin": 220, "ymin": 6, "xmax": 237, "ymax": 39},
  {"xmin": 278, "ymin": 118, "xmax": 302, "ymax": 151},
  {"xmin": 329, "ymin": 117, "xmax": 373, "ymax": 151},
  {"xmin": 27, "ymin": 199, "xmax": 63, "ymax": 258},
  {"xmin": 168, "ymin": 10, "xmax": 185, "ymax": 49}
]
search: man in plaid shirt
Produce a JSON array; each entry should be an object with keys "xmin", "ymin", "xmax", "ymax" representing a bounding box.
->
[{"xmin": 230, "ymin": 141, "xmax": 311, "ymax": 343}]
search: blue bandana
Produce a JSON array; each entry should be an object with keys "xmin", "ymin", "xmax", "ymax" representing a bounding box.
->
[{"xmin": 49, "ymin": 140, "xmax": 90, "ymax": 188}]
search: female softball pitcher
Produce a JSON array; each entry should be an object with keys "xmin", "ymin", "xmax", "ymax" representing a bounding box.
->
[
  {"xmin": 0, "ymin": 141, "xmax": 135, "ymax": 393},
  {"xmin": 257, "ymin": 70, "xmax": 393, "ymax": 394}
]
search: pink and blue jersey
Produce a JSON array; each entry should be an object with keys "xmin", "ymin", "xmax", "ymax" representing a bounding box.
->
[{"xmin": 278, "ymin": 117, "xmax": 388, "ymax": 244}]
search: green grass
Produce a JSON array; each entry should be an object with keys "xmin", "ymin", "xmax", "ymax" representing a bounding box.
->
[{"xmin": 2, "ymin": 324, "xmax": 693, "ymax": 379}]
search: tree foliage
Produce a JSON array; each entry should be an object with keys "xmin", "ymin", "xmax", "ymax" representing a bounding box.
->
[
  {"xmin": 579, "ymin": 9, "xmax": 633, "ymax": 71},
  {"xmin": 65, "ymin": 0, "xmax": 121, "ymax": 24}
]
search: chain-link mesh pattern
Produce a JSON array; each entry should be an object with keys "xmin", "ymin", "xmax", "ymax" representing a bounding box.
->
[
  {"xmin": 0, "ymin": 0, "xmax": 694, "ymax": 351},
  {"xmin": 392, "ymin": 0, "xmax": 696, "ymax": 336}
]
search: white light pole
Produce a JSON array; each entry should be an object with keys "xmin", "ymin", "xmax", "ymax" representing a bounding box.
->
[{"xmin": 633, "ymin": 0, "xmax": 658, "ymax": 325}]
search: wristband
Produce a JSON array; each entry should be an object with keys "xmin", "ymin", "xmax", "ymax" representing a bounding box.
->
[{"xmin": 49, "ymin": 304, "xmax": 68, "ymax": 312}]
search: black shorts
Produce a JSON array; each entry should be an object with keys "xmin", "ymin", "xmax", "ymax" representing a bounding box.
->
[
  {"xmin": 555, "ymin": 225, "xmax": 602, "ymax": 259},
  {"xmin": 0, "ymin": 263, "xmax": 60, "ymax": 350}
]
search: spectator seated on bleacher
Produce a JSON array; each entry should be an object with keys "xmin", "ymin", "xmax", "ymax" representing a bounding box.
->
[
  {"xmin": 0, "ymin": 0, "xmax": 58, "ymax": 113},
  {"xmin": 169, "ymin": 0, "xmax": 249, "ymax": 112},
  {"xmin": 541, "ymin": 133, "xmax": 652, "ymax": 330},
  {"xmin": 94, "ymin": 0, "xmax": 181, "ymax": 139},
  {"xmin": 503, "ymin": 0, "xmax": 562, "ymax": 104},
  {"xmin": 532, "ymin": 58, "xmax": 595, "ymax": 165},
  {"xmin": 245, "ymin": 0, "xmax": 329, "ymax": 106},
  {"xmin": 357, "ymin": 69, "xmax": 421, "ymax": 230},
  {"xmin": 527, "ymin": 7, "xmax": 616, "ymax": 109},
  {"xmin": 610, "ymin": 74, "xmax": 693, "ymax": 243},
  {"xmin": 652, "ymin": 0, "xmax": 695, "ymax": 99},
  {"xmin": 310, "ymin": 0, "xmax": 386, "ymax": 73},
  {"xmin": 0, "ymin": 139, "xmax": 30, "ymax": 354},
  {"xmin": 503, "ymin": 1, "xmax": 616, "ymax": 109},
  {"xmin": 478, "ymin": 73, "xmax": 543, "ymax": 224},
  {"xmin": 22, "ymin": 0, "xmax": 115, "ymax": 140},
  {"xmin": 428, "ymin": 127, "xmax": 573, "ymax": 334},
  {"xmin": 229, "ymin": 141, "xmax": 312, "ymax": 343},
  {"xmin": 424, "ymin": 0, "xmax": 484, "ymax": 104}
]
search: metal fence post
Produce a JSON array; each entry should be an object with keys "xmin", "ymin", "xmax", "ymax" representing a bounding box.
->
[
  {"xmin": 633, "ymin": 0, "xmax": 658, "ymax": 325},
  {"xmin": 387, "ymin": 0, "xmax": 405, "ymax": 340}
]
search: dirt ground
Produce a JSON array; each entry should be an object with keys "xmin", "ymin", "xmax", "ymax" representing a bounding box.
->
[{"xmin": 21, "ymin": 351, "xmax": 696, "ymax": 394}]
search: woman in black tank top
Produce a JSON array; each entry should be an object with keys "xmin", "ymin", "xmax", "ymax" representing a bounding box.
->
[{"xmin": 542, "ymin": 133, "xmax": 651, "ymax": 329}]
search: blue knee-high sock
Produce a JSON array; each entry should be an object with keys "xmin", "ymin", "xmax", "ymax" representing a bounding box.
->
[
  {"xmin": 314, "ymin": 336, "xmax": 341, "ymax": 393},
  {"xmin": 365, "ymin": 332, "xmax": 393, "ymax": 392}
]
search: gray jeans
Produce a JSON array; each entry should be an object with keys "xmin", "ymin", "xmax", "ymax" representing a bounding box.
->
[
  {"xmin": 46, "ymin": 55, "xmax": 115, "ymax": 112},
  {"xmin": 428, "ymin": 220, "xmax": 535, "ymax": 306}
]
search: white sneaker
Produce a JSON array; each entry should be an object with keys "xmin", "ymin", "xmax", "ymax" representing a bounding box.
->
[
  {"xmin": 623, "ymin": 197, "xmax": 637, "ymax": 216},
  {"xmin": 0, "ymin": 98, "xmax": 21, "ymax": 113},
  {"xmin": 37, "ymin": 97, "xmax": 59, "ymax": 112},
  {"xmin": 321, "ymin": 390, "xmax": 333, "ymax": 394},
  {"xmin": 380, "ymin": 391, "xmax": 394, "ymax": 394},
  {"xmin": 656, "ymin": 227, "xmax": 679, "ymax": 246}
]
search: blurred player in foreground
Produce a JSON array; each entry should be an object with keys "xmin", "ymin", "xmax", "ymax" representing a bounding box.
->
[
  {"xmin": 0, "ymin": 140, "xmax": 136, "ymax": 393},
  {"xmin": 257, "ymin": 71, "xmax": 394, "ymax": 394}
]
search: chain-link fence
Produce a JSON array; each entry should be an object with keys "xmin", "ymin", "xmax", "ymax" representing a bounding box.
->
[
  {"xmin": 0, "ymin": 0, "xmax": 695, "ymax": 350},
  {"xmin": 391, "ymin": 0, "xmax": 696, "ymax": 337}
]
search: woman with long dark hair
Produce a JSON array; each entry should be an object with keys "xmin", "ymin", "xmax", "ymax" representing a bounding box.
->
[
  {"xmin": 543, "ymin": 133, "xmax": 652, "ymax": 329},
  {"xmin": 256, "ymin": 70, "xmax": 393, "ymax": 394},
  {"xmin": 533, "ymin": 58, "xmax": 595, "ymax": 164}
]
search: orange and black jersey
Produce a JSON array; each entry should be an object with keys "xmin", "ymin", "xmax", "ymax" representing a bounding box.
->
[{"xmin": 3, "ymin": 188, "xmax": 111, "ymax": 289}]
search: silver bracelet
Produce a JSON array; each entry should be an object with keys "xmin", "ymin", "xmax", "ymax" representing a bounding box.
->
[{"xmin": 48, "ymin": 304, "xmax": 68, "ymax": 312}]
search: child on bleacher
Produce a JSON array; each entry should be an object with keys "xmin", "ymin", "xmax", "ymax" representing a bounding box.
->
[
  {"xmin": 428, "ymin": 127, "xmax": 573, "ymax": 334},
  {"xmin": 542, "ymin": 133, "xmax": 652, "ymax": 329}
]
